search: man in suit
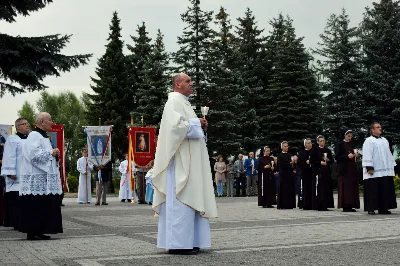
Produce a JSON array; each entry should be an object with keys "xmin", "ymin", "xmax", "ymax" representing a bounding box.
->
[
  {"xmin": 244, "ymin": 152, "xmax": 258, "ymax": 196},
  {"xmin": 95, "ymin": 161, "xmax": 112, "ymax": 205}
]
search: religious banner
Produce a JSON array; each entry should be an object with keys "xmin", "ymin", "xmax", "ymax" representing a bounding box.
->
[
  {"xmin": 0, "ymin": 124, "xmax": 13, "ymax": 144},
  {"xmin": 128, "ymin": 126, "xmax": 156, "ymax": 168},
  {"xmin": 47, "ymin": 124, "xmax": 66, "ymax": 191},
  {"xmin": 84, "ymin": 126, "xmax": 112, "ymax": 166},
  {"xmin": 127, "ymin": 126, "xmax": 156, "ymax": 194}
]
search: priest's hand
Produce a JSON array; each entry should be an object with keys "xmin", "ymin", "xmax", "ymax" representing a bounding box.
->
[
  {"xmin": 321, "ymin": 161, "xmax": 327, "ymax": 166},
  {"xmin": 348, "ymin": 153, "xmax": 354, "ymax": 159},
  {"xmin": 199, "ymin": 118, "xmax": 208, "ymax": 130},
  {"xmin": 368, "ymin": 170, "xmax": 374, "ymax": 175},
  {"xmin": 306, "ymin": 160, "xmax": 310, "ymax": 164},
  {"xmin": 264, "ymin": 165, "xmax": 271, "ymax": 169},
  {"xmin": 52, "ymin": 148, "xmax": 60, "ymax": 157}
]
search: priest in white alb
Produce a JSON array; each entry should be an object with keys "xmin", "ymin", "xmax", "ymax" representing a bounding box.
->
[
  {"xmin": 362, "ymin": 122, "xmax": 397, "ymax": 215},
  {"xmin": 152, "ymin": 73, "xmax": 218, "ymax": 255},
  {"xmin": 77, "ymin": 149, "xmax": 93, "ymax": 204},
  {"xmin": 1, "ymin": 118, "xmax": 30, "ymax": 228},
  {"xmin": 118, "ymin": 153, "xmax": 135, "ymax": 203},
  {"xmin": 18, "ymin": 112, "xmax": 63, "ymax": 240}
]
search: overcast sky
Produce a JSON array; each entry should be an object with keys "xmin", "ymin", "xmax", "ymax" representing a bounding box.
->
[{"xmin": 0, "ymin": 0, "xmax": 375, "ymax": 126}]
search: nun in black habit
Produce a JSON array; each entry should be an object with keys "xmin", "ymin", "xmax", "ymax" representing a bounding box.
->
[
  {"xmin": 310, "ymin": 135, "xmax": 334, "ymax": 211},
  {"xmin": 335, "ymin": 128, "xmax": 360, "ymax": 212},
  {"xmin": 298, "ymin": 138, "xmax": 313, "ymax": 210}
]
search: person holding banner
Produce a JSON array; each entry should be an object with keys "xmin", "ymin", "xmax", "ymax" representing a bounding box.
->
[
  {"xmin": 18, "ymin": 112, "xmax": 63, "ymax": 240},
  {"xmin": 1, "ymin": 118, "xmax": 29, "ymax": 229},
  {"xmin": 77, "ymin": 149, "xmax": 93, "ymax": 204},
  {"xmin": 119, "ymin": 153, "xmax": 135, "ymax": 202},
  {"xmin": 95, "ymin": 161, "xmax": 112, "ymax": 206},
  {"xmin": 152, "ymin": 73, "xmax": 218, "ymax": 255}
]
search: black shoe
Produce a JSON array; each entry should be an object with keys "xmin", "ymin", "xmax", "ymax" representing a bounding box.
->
[
  {"xmin": 60, "ymin": 204, "xmax": 65, "ymax": 207},
  {"xmin": 168, "ymin": 249, "xmax": 198, "ymax": 255},
  {"xmin": 149, "ymin": 202, "xmax": 152, "ymax": 205},
  {"xmin": 102, "ymin": 202, "xmax": 108, "ymax": 205},
  {"xmin": 343, "ymin": 208, "xmax": 356, "ymax": 213},
  {"xmin": 95, "ymin": 203, "xmax": 100, "ymax": 205},
  {"xmin": 378, "ymin": 210, "xmax": 391, "ymax": 215},
  {"xmin": 38, "ymin": 234, "xmax": 51, "ymax": 240},
  {"xmin": 121, "ymin": 199, "xmax": 126, "ymax": 203},
  {"xmin": 127, "ymin": 199, "xmax": 132, "ymax": 203},
  {"xmin": 193, "ymin": 247, "xmax": 200, "ymax": 251},
  {"xmin": 27, "ymin": 234, "xmax": 40, "ymax": 240},
  {"xmin": 138, "ymin": 200, "xmax": 146, "ymax": 204},
  {"xmin": 368, "ymin": 211, "xmax": 376, "ymax": 215}
]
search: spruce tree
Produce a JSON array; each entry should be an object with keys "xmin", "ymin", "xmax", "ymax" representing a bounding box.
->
[
  {"xmin": 131, "ymin": 29, "xmax": 169, "ymax": 128},
  {"xmin": 127, "ymin": 22, "xmax": 152, "ymax": 117},
  {"xmin": 205, "ymin": 7, "xmax": 243, "ymax": 157},
  {"xmin": 360, "ymin": 0, "xmax": 400, "ymax": 143},
  {"xmin": 263, "ymin": 14, "xmax": 321, "ymax": 153},
  {"xmin": 232, "ymin": 8, "xmax": 266, "ymax": 153},
  {"xmin": 86, "ymin": 11, "xmax": 131, "ymax": 160},
  {"xmin": 313, "ymin": 9, "xmax": 365, "ymax": 146},
  {"xmin": 0, "ymin": 0, "xmax": 91, "ymax": 97},
  {"xmin": 172, "ymin": 0, "xmax": 214, "ymax": 110}
]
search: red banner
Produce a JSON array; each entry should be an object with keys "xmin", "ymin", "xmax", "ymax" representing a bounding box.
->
[
  {"xmin": 128, "ymin": 126, "xmax": 156, "ymax": 168},
  {"xmin": 47, "ymin": 124, "xmax": 66, "ymax": 192}
]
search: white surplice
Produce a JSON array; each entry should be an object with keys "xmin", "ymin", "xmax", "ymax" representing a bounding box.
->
[
  {"xmin": 19, "ymin": 131, "xmax": 62, "ymax": 196},
  {"xmin": 77, "ymin": 156, "xmax": 93, "ymax": 203},
  {"xmin": 1, "ymin": 135, "xmax": 26, "ymax": 192},
  {"xmin": 118, "ymin": 160, "xmax": 135, "ymax": 200},
  {"xmin": 156, "ymin": 118, "xmax": 211, "ymax": 250},
  {"xmin": 362, "ymin": 136, "xmax": 396, "ymax": 180}
]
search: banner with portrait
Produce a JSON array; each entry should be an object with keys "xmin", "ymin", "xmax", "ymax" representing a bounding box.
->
[
  {"xmin": 128, "ymin": 126, "xmax": 156, "ymax": 168},
  {"xmin": 47, "ymin": 124, "xmax": 66, "ymax": 191},
  {"xmin": 0, "ymin": 124, "xmax": 13, "ymax": 144},
  {"xmin": 84, "ymin": 126, "xmax": 112, "ymax": 166}
]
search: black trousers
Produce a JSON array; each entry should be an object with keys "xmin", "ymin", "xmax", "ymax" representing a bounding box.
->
[{"xmin": 235, "ymin": 173, "xmax": 246, "ymax": 197}]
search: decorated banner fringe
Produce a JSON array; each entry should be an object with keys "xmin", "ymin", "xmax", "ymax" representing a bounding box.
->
[{"xmin": 128, "ymin": 128, "xmax": 135, "ymax": 192}]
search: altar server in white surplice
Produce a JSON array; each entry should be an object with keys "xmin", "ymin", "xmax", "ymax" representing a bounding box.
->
[
  {"xmin": 362, "ymin": 122, "xmax": 397, "ymax": 215},
  {"xmin": 118, "ymin": 153, "xmax": 135, "ymax": 202},
  {"xmin": 1, "ymin": 118, "xmax": 30, "ymax": 228},
  {"xmin": 152, "ymin": 73, "xmax": 218, "ymax": 255},
  {"xmin": 77, "ymin": 149, "xmax": 93, "ymax": 204}
]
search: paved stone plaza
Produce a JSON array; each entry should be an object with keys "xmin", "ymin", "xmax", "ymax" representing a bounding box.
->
[{"xmin": 1, "ymin": 196, "xmax": 400, "ymax": 266}]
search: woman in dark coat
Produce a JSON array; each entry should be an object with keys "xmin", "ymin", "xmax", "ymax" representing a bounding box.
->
[
  {"xmin": 257, "ymin": 146, "xmax": 277, "ymax": 208},
  {"xmin": 298, "ymin": 139, "xmax": 313, "ymax": 210},
  {"xmin": 335, "ymin": 128, "xmax": 360, "ymax": 212},
  {"xmin": 310, "ymin": 135, "xmax": 334, "ymax": 211}
]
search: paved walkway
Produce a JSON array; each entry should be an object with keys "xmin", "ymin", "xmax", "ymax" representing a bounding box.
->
[{"xmin": 1, "ymin": 196, "xmax": 400, "ymax": 265}]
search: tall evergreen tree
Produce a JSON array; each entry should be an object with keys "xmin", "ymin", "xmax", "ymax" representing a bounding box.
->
[
  {"xmin": 172, "ymin": 0, "xmax": 214, "ymax": 110},
  {"xmin": 232, "ymin": 8, "xmax": 266, "ymax": 152},
  {"xmin": 263, "ymin": 14, "xmax": 321, "ymax": 153},
  {"xmin": 0, "ymin": 0, "xmax": 91, "ymax": 97},
  {"xmin": 131, "ymin": 29, "xmax": 169, "ymax": 128},
  {"xmin": 127, "ymin": 22, "xmax": 152, "ymax": 118},
  {"xmin": 206, "ymin": 7, "xmax": 243, "ymax": 158},
  {"xmin": 86, "ymin": 11, "xmax": 131, "ymax": 160},
  {"xmin": 313, "ymin": 9, "xmax": 365, "ymax": 146},
  {"xmin": 360, "ymin": 0, "xmax": 400, "ymax": 143}
]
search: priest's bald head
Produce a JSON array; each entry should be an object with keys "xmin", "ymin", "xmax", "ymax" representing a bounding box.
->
[
  {"xmin": 35, "ymin": 112, "xmax": 54, "ymax": 131},
  {"xmin": 172, "ymin": 73, "xmax": 193, "ymax": 97}
]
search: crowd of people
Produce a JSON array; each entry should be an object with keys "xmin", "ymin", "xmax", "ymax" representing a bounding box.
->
[
  {"xmin": 0, "ymin": 73, "xmax": 397, "ymax": 257},
  {"xmin": 213, "ymin": 125, "xmax": 397, "ymax": 215}
]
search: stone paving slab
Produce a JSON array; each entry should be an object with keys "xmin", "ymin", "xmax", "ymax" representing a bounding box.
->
[{"xmin": 1, "ymin": 196, "xmax": 400, "ymax": 266}]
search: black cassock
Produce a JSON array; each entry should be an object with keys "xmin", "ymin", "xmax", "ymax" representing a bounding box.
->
[
  {"xmin": 298, "ymin": 149, "xmax": 313, "ymax": 210},
  {"xmin": 335, "ymin": 141, "xmax": 360, "ymax": 210},
  {"xmin": 277, "ymin": 153, "xmax": 296, "ymax": 209},
  {"xmin": 257, "ymin": 156, "xmax": 277, "ymax": 207},
  {"xmin": 310, "ymin": 146, "xmax": 334, "ymax": 210}
]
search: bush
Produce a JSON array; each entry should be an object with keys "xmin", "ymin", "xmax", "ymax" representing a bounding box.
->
[
  {"xmin": 394, "ymin": 175, "xmax": 400, "ymax": 192},
  {"xmin": 113, "ymin": 176, "xmax": 121, "ymax": 194},
  {"xmin": 67, "ymin": 175, "xmax": 79, "ymax": 193}
]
